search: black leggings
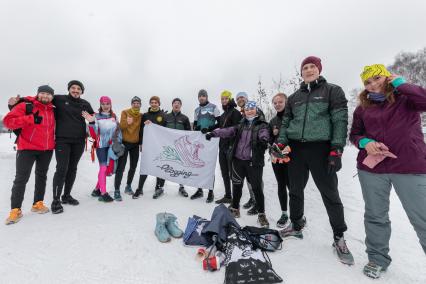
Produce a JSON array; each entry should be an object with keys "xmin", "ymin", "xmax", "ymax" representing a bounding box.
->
[
  {"xmin": 231, "ymin": 159, "xmax": 265, "ymax": 213},
  {"xmin": 52, "ymin": 141, "xmax": 85, "ymax": 200},
  {"xmin": 218, "ymin": 148, "xmax": 232, "ymax": 198},
  {"xmin": 114, "ymin": 142, "xmax": 140, "ymax": 190},
  {"xmin": 271, "ymin": 162, "xmax": 289, "ymax": 211},
  {"xmin": 11, "ymin": 150, "xmax": 53, "ymax": 209}
]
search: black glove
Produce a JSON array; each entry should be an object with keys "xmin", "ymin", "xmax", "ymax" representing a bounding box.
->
[
  {"xmin": 33, "ymin": 111, "xmax": 42, "ymax": 124},
  {"xmin": 201, "ymin": 128, "xmax": 209, "ymax": 134},
  {"xmin": 328, "ymin": 148, "xmax": 342, "ymax": 174},
  {"xmin": 205, "ymin": 132, "xmax": 213, "ymax": 141}
]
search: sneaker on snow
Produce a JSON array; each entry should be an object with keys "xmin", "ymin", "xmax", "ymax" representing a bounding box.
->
[
  {"xmin": 132, "ymin": 188, "xmax": 143, "ymax": 199},
  {"xmin": 153, "ymin": 187, "xmax": 164, "ymax": 199},
  {"xmin": 31, "ymin": 201, "xmax": 49, "ymax": 214},
  {"xmin": 155, "ymin": 213, "xmax": 171, "ymax": 243},
  {"xmin": 279, "ymin": 223, "xmax": 303, "ymax": 239},
  {"xmin": 164, "ymin": 213, "xmax": 183, "ymax": 238},
  {"xmin": 258, "ymin": 213, "xmax": 269, "ymax": 228},
  {"xmin": 124, "ymin": 184, "xmax": 134, "ymax": 195},
  {"xmin": 206, "ymin": 190, "xmax": 214, "ymax": 203},
  {"xmin": 5, "ymin": 208, "xmax": 23, "ymax": 225},
  {"xmin": 363, "ymin": 262, "xmax": 385, "ymax": 279},
  {"xmin": 178, "ymin": 186, "xmax": 188, "ymax": 197},
  {"xmin": 61, "ymin": 195, "xmax": 79, "ymax": 206},
  {"xmin": 91, "ymin": 189, "xmax": 101, "ymax": 197},
  {"xmin": 247, "ymin": 205, "xmax": 258, "ymax": 216},
  {"xmin": 276, "ymin": 212, "xmax": 289, "ymax": 228},
  {"xmin": 333, "ymin": 236, "xmax": 355, "ymax": 265},
  {"xmin": 242, "ymin": 198, "xmax": 255, "ymax": 209},
  {"xmin": 228, "ymin": 207, "xmax": 240, "ymax": 218},
  {"xmin": 190, "ymin": 188, "xmax": 203, "ymax": 200},
  {"xmin": 114, "ymin": 190, "xmax": 122, "ymax": 201},
  {"xmin": 51, "ymin": 200, "xmax": 64, "ymax": 214},
  {"xmin": 98, "ymin": 193, "xmax": 114, "ymax": 203},
  {"xmin": 215, "ymin": 196, "xmax": 232, "ymax": 204}
]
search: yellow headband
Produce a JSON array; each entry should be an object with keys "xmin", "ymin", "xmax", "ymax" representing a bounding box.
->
[
  {"xmin": 360, "ymin": 64, "xmax": 391, "ymax": 83},
  {"xmin": 221, "ymin": 90, "xmax": 232, "ymax": 99}
]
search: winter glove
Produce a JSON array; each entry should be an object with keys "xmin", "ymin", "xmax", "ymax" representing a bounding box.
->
[
  {"xmin": 205, "ymin": 132, "xmax": 214, "ymax": 141},
  {"xmin": 33, "ymin": 111, "xmax": 42, "ymax": 124},
  {"xmin": 328, "ymin": 147, "xmax": 343, "ymax": 174},
  {"xmin": 201, "ymin": 128, "xmax": 209, "ymax": 134}
]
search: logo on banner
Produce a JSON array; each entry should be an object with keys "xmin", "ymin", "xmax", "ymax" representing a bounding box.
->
[{"xmin": 155, "ymin": 135, "xmax": 205, "ymax": 178}]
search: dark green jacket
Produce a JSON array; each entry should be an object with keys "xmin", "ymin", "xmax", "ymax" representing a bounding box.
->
[
  {"xmin": 165, "ymin": 111, "xmax": 191, "ymax": 131},
  {"xmin": 278, "ymin": 76, "xmax": 348, "ymax": 149}
]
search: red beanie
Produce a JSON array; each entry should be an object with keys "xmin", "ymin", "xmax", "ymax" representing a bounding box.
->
[{"xmin": 301, "ymin": 56, "xmax": 322, "ymax": 74}]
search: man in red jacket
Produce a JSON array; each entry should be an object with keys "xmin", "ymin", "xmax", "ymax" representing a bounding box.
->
[{"xmin": 3, "ymin": 85, "xmax": 56, "ymax": 225}]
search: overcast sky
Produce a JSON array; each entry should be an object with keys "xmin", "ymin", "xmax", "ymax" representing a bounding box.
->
[{"xmin": 1, "ymin": 0, "xmax": 425, "ymax": 118}]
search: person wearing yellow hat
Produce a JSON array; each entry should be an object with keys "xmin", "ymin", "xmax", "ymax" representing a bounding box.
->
[
  {"xmin": 350, "ymin": 64, "xmax": 426, "ymax": 279},
  {"xmin": 215, "ymin": 90, "xmax": 243, "ymax": 204}
]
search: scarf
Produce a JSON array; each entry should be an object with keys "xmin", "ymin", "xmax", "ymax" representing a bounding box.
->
[{"xmin": 367, "ymin": 92, "xmax": 386, "ymax": 102}]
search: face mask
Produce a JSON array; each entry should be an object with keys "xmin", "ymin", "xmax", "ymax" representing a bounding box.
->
[{"xmin": 367, "ymin": 92, "xmax": 386, "ymax": 102}]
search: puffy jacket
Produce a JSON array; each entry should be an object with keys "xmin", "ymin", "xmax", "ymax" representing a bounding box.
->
[
  {"xmin": 350, "ymin": 83, "xmax": 426, "ymax": 174},
  {"xmin": 53, "ymin": 94, "xmax": 94, "ymax": 141},
  {"xmin": 119, "ymin": 108, "xmax": 142, "ymax": 143},
  {"xmin": 4, "ymin": 96, "xmax": 55, "ymax": 151},
  {"xmin": 278, "ymin": 76, "xmax": 348, "ymax": 149},
  {"xmin": 165, "ymin": 111, "xmax": 191, "ymax": 130},
  {"xmin": 212, "ymin": 116, "xmax": 270, "ymax": 167},
  {"xmin": 139, "ymin": 108, "xmax": 167, "ymax": 144},
  {"xmin": 218, "ymin": 99, "xmax": 242, "ymax": 150}
]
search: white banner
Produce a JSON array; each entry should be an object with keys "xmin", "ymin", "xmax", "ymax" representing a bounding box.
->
[{"xmin": 139, "ymin": 123, "xmax": 219, "ymax": 189}]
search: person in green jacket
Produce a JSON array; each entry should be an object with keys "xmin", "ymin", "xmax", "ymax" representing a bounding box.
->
[
  {"xmin": 278, "ymin": 56, "xmax": 353, "ymax": 265},
  {"xmin": 164, "ymin": 98, "xmax": 191, "ymax": 197}
]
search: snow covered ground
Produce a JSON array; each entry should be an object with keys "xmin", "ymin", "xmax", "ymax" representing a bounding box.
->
[{"xmin": 0, "ymin": 133, "xmax": 425, "ymax": 284}]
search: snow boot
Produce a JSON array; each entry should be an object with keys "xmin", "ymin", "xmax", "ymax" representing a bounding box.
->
[
  {"xmin": 247, "ymin": 204, "xmax": 258, "ymax": 215},
  {"xmin": 190, "ymin": 188, "xmax": 203, "ymax": 200},
  {"xmin": 114, "ymin": 190, "xmax": 122, "ymax": 201},
  {"xmin": 178, "ymin": 185, "xmax": 188, "ymax": 197},
  {"xmin": 242, "ymin": 198, "xmax": 254, "ymax": 209},
  {"xmin": 206, "ymin": 190, "xmax": 214, "ymax": 203},
  {"xmin": 51, "ymin": 200, "xmax": 64, "ymax": 214},
  {"xmin": 155, "ymin": 213, "xmax": 171, "ymax": 243},
  {"xmin": 333, "ymin": 236, "xmax": 355, "ymax": 265},
  {"xmin": 31, "ymin": 201, "xmax": 49, "ymax": 214},
  {"xmin": 153, "ymin": 187, "xmax": 164, "ymax": 199},
  {"xmin": 164, "ymin": 213, "xmax": 183, "ymax": 238},
  {"xmin": 228, "ymin": 207, "xmax": 240, "ymax": 218},
  {"xmin": 215, "ymin": 196, "xmax": 232, "ymax": 204},
  {"xmin": 91, "ymin": 188, "xmax": 101, "ymax": 197},
  {"xmin": 124, "ymin": 184, "xmax": 134, "ymax": 195},
  {"xmin": 363, "ymin": 262, "xmax": 385, "ymax": 279},
  {"xmin": 5, "ymin": 208, "xmax": 23, "ymax": 225},
  {"xmin": 98, "ymin": 193, "xmax": 114, "ymax": 203},
  {"xmin": 61, "ymin": 195, "xmax": 79, "ymax": 206},
  {"xmin": 132, "ymin": 188, "xmax": 143, "ymax": 199},
  {"xmin": 276, "ymin": 212, "xmax": 289, "ymax": 228},
  {"xmin": 257, "ymin": 213, "xmax": 270, "ymax": 228}
]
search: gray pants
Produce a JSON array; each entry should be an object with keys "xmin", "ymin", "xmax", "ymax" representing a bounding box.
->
[{"xmin": 358, "ymin": 170, "xmax": 426, "ymax": 269}]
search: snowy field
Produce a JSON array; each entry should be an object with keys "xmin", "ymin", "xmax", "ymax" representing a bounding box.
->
[{"xmin": 0, "ymin": 133, "xmax": 425, "ymax": 284}]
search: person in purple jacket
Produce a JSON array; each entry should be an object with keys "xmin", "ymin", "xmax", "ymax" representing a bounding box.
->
[
  {"xmin": 350, "ymin": 64, "xmax": 426, "ymax": 279},
  {"xmin": 205, "ymin": 101, "xmax": 270, "ymax": 228}
]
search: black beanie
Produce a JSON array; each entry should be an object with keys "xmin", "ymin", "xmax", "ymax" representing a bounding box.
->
[
  {"xmin": 37, "ymin": 85, "xmax": 54, "ymax": 95},
  {"xmin": 131, "ymin": 96, "xmax": 141, "ymax": 104},
  {"xmin": 68, "ymin": 80, "xmax": 85, "ymax": 93},
  {"xmin": 198, "ymin": 89, "xmax": 208, "ymax": 98},
  {"xmin": 172, "ymin": 98, "xmax": 182, "ymax": 104}
]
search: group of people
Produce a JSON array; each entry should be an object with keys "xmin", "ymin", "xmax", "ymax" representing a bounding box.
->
[{"xmin": 3, "ymin": 56, "xmax": 426, "ymax": 279}]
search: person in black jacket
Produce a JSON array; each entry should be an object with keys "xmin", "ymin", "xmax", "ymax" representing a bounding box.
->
[
  {"xmin": 8, "ymin": 80, "xmax": 94, "ymax": 214},
  {"xmin": 269, "ymin": 93, "xmax": 290, "ymax": 228},
  {"xmin": 164, "ymin": 98, "xmax": 191, "ymax": 197},
  {"xmin": 215, "ymin": 91, "xmax": 242, "ymax": 204},
  {"xmin": 133, "ymin": 96, "xmax": 167, "ymax": 199}
]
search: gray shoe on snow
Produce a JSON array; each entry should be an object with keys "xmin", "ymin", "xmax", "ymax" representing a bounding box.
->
[
  {"xmin": 333, "ymin": 237, "xmax": 355, "ymax": 265},
  {"xmin": 153, "ymin": 187, "xmax": 164, "ymax": 199},
  {"xmin": 257, "ymin": 213, "xmax": 269, "ymax": 228},
  {"xmin": 279, "ymin": 223, "xmax": 303, "ymax": 239},
  {"xmin": 363, "ymin": 262, "xmax": 385, "ymax": 279},
  {"xmin": 114, "ymin": 190, "xmax": 122, "ymax": 201},
  {"xmin": 276, "ymin": 212, "xmax": 289, "ymax": 228},
  {"xmin": 124, "ymin": 185, "xmax": 134, "ymax": 195},
  {"xmin": 155, "ymin": 213, "xmax": 171, "ymax": 243},
  {"xmin": 164, "ymin": 213, "xmax": 183, "ymax": 238}
]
